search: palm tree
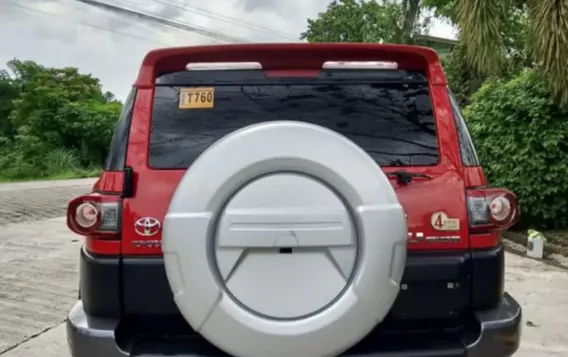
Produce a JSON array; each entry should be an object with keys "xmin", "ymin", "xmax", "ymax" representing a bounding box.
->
[{"xmin": 456, "ymin": 0, "xmax": 568, "ymax": 107}]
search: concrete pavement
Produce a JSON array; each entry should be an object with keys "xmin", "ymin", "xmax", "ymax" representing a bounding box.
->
[
  {"xmin": 1, "ymin": 324, "xmax": 67, "ymax": 357},
  {"xmin": 0, "ymin": 218, "xmax": 80, "ymax": 353},
  {"xmin": 0, "ymin": 179, "xmax": 93, "ymax": 352},
  {"xmin": 0, "ymin": 178, "xmax": 96, "ymax": 225},
  {"xmin": 506, "ymin": 253, "xmax": 568, "ymax": 357}
]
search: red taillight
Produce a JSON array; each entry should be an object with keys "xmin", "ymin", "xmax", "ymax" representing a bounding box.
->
[
  {"xmin": 467, "ymin": 188, "xmax": 519, "ymax": 232},
  {"xmin": 75, "ymin": 202, "xmax": 99, "ymax": 228},
  {"xmin": 67, "ymin": 194, "xmax": 121, "ymax": 238}
]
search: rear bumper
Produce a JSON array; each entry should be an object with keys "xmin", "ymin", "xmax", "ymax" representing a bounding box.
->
[
  {"xmin": 466, "ymin": 293, "xmax": 523, "ymax": 356},
  {"xmin": 66, "ymin": 292, "xmax": 521, "ymax": 357},
  {"xmin": 81, "ymin": 245, "xmax": 506, "ymax": 319}
]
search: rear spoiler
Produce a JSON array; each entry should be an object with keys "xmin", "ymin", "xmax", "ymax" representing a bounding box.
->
[{"xmin": 135, "ymin": 43, "xmax": 447, "ymax": 88}]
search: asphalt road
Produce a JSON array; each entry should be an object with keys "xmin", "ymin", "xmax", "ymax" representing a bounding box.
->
[{"xmin": 0, "ymin": 178, "xmax": 567, "ymax": 357}]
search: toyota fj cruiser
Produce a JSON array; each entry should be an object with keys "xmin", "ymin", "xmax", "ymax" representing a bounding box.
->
[{"xmin": 65, "ymin": 43, "xmax": 522, "ymax": 357}]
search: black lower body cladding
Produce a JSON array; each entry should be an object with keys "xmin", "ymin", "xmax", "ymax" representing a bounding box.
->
[
  {"xmin": 79, "ymin": 245, "xmax": 505, "ymax": 318},
  {"xmin": 71, "ymin": 245, "xmax": 520, "ymax": 357}
]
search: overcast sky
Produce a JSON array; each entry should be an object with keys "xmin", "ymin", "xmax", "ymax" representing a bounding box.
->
[{"xmin": 0, "ymin": 0, "xmax": 457, "ymax": 100}]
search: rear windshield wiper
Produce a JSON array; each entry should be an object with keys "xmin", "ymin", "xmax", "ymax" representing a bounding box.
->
[{"xmin": 385, "ymin": 171, "xmax": 432, "ymax": 185}]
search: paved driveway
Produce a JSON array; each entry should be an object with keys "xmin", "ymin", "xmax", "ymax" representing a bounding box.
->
[
  {"xmin": 0, "ymin": 178, "xmax": 96, "ymax": 225},
  {"xmin": 0, "ymin": 179, "xmax": 567, "ymax": 356},
  {"xmin": 0, "ymin": 218, "xmax": 79, "ymax": 353},
  {"xmin": 0, "ymin": 179, "xmax": 95, "ymax": 354}
]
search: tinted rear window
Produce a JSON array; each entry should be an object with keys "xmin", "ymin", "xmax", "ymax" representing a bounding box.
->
[{"xmin": 149, "ymin": 72, "xmax": 439, "ymax": 169}]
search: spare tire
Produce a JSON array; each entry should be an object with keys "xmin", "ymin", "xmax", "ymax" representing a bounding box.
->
[{"xmin": 162, "ymin": 121, "xmax": 407, "ymax": 357}]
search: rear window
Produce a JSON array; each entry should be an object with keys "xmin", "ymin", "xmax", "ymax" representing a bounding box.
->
[{"xmin": 149, "ymin": 70, "xmax": 439, "ymax": 169}]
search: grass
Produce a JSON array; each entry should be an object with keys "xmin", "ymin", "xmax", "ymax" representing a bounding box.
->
[
  {"xmin": 0, "ymin": 148, "xmax": 100, "ymax": 183},
  {"xmin": 0, "ymin": 168, "xmax": 100, "ymax": 183}
]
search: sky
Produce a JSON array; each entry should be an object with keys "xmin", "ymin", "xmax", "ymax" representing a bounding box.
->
[{"xmin": 0, "ymin": 0, "xmax": 457, "ymax": 101}]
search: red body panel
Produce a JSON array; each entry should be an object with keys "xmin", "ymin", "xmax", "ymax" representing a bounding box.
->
[
  {"xmin": 94, "ymin": 171, "xmax": 124, "ymax": 192},
  {"xmin": 462, "ymin": 166, "xmax": 487, "ymax": 187},
  {"xmin": 90, "ymin": 43, "xmax": 486, "ymax": 256},
  {"xmin": 115, "ymin": 86, "xmax": 471, "ymax": 255},
  {"xmin": 135, "ymin": 43, "xmax": 446, "ymax": 88}
]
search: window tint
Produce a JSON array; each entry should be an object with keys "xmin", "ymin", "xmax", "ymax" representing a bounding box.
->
[
  {"xmin": 448, "ymin": 89, "xmax": 480, "ymax": 166},
  {"xmin": 104, "ymin": 88, "xmax": 136, "ymax": 170},
  {"xmin": 149, "ymin": 82, "xmax": 439, "ymax": 169}
]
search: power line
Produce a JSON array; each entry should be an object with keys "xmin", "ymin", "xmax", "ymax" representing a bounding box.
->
[
  {"xmin": 148, "ymin": 0, "xmax": 298, "ymax": 41},
  {"xmin": 5, "ymin": 0, "xmax": 171, "ymax": 47},
  {"xmin": 54, "ymin": 0, "xmax": 193, "ymax": 42},
  {"xmin": 75, "ymin": 0, "xmax": 247, "ymax": 43},
  {"xmin": 53, "ymin": 0, "xmax": 220, "ymax": 44},
  {"xmin": 77, "ymin": 0, "xmax": 244, "ymax": 43},
  {"xmin": 109, "ymin": 0, "xmax": 294, "ymax": 41}
]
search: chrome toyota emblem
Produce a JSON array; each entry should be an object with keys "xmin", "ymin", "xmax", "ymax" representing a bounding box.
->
[{"xmin": 134, "ymin": 217, "xmax": 161, "ymax": 237}]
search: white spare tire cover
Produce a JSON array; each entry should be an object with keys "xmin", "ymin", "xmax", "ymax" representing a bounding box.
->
[{"xmin": 163, "ymin": 121, "xmax": 407, "ymax": 357}]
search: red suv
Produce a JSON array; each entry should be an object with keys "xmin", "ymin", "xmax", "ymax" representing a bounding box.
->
[{"xmin": 65, "ymin": 43, "xmax": 522, "ymax": 357}]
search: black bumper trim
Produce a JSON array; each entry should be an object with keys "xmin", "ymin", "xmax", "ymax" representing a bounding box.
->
[
  {"xmin": 466, "ymin": 292, "xmax": 522, "ymax": 356},
  {"xmin": 472, "ymin": 245, "xmax": 505, "ymax": 309},
  {"xmin": 79, "ymin": 247, "xmax": 121, "ymax": 317},
  {"xmin": 66, "ymin": 292, "xmax": 521, "ymax": 357},
  {"xmin": 79, "ymin": 245, "xmax": 505, "ymax": 320}
]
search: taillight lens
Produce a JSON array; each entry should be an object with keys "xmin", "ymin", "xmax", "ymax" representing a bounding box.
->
[
  {"xmin": 75, "ymin": 202, "xmax": 99, "ymax": 228},
  {"xmin": 467, "ymin": 188, "xmax": 519, "ymax": 232},
  {"xmin": 489, "ymin": 196, "xmax": 512, "ymax": 222},
  {"xmin": 67, "ymin": 194, "xmax": 121, "ymax": 237}
]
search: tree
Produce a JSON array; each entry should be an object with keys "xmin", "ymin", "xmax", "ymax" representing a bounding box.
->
[
  {"xmin": 0, "ymin": 70, "xmax": 19, "ymax": 139},
  {"xmin": 300, "ymin": 0, "xmax": 431, "ymax": 44},
  {"xmin": 103, "ymin": 91, "xmax": 116, "ymax": 103},
  {"xmin": 464, "ymin": 69, "xmax": 568, "ymax": 229},
  {"xmin": 422, "ymin": 0, "xmax": 568, "ymax": 108},
  {"xmin": 399, "ymin": 0, "xmax": 423, "ymax": 44},
  {"xmin": 442, "ymin": 46, "xmax": 483, "ymax": 106},
  {"xmin": 0, "ymin": 59, "xmax": 122, "ymax": 178}
]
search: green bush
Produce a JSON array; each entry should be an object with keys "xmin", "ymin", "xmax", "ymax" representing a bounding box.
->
[
  {"xmin": 0, "ymin": 151, "xmax": 43, "ymax": 179},
  {"xmin": 0, "ymin": 145, "xmax": 99, "ymax": 181},
  {"xmin": 43, "ymin": 148, "xmax": 80, "ymax": 176},
  {"xmin": 0, "ymin": 59, "xmax": 123, "ymax": 181},
  {"xmin": 464, "ymin": 69, "xmax": 568, "ymax": 229}
]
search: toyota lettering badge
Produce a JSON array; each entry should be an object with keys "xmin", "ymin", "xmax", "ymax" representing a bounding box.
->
[{"xmin": 134, "ymin": 217, "xmax": 161, "ymax": 237}]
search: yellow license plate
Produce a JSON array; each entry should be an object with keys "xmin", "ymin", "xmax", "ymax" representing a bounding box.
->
[{"xmin": 179, "ymin": 87, "xmax": 215, "ymax": 109}]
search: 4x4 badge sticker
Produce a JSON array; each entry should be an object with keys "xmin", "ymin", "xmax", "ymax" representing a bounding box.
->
[{"xmin": 431, "ymin": 211, "xmax": 460, "ymax": 231}]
